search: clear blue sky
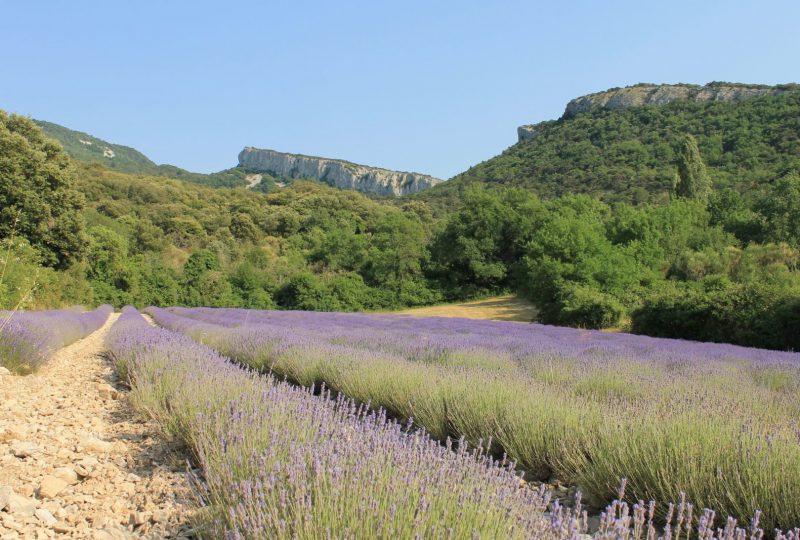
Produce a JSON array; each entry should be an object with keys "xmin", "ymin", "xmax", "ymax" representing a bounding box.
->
[{"xmin": 2, "ymin": 1, "xmax": 798, "ymax": 179}]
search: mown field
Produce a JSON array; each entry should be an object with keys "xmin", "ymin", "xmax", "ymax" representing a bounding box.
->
[
  {"xmin": 394, "ymin": 295, "xmax": 538, "ymax": 322},
  {"xmin": 3, "ymin": 306, "xmax": 800, "ymax": 538}
]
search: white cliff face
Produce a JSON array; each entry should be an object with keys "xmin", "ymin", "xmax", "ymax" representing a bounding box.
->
[
  {"xmin": 516, "ymin": 82, "xmax": 797, "ymax": 142},
  {"xmin": 238, "ymin": 147, "xmax": 442, "ymax": 196},
  {"xmin": 561, "ymin": 83, "xmax": 795, "ymax": 118}
]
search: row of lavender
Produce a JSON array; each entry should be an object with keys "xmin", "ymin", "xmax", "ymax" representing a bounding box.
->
[
  {"xmin": 0, "ymin": 305, "xmax": 112, "ymax": 373},
  {"xmin": 106, "ymin": 307, "xmax": 592, "ymax": 538},
  {"xmin": 149, "ymin": 306, "xmax": 800, "ymax": 533},
  {"xmin": 111, "ymin": 307, "xmax": 794, "ymax": 539}
]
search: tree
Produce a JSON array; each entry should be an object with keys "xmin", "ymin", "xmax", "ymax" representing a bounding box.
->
[
  {"xmin": 230, "ymin": 212, "xmax": 260, "ymax": 243},
  {"xmin": 674, "ymin": 134, "xmax": 712, "ymax": 202},
  {"xmin": 0, "ymin": 111, "xmax": 86, "ymax": 268},
  {"xmin": 756, "ymin": 172, "xmax": 800, "ymax": 247},
  {"xmin": 430, "ymin": 186, "xmax": 541, "ymax": 295}
]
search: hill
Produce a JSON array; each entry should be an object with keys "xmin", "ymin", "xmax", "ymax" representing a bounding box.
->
[
  {"xmin": 418, "ymin": 82, "xmax": 800, "ymax": 210},
  {"xmin": 33, "ymin": 119, "xmax": 254, "ymax": 188},
  {"xmin": 239, "ymin": 147, "xmax": 442, "ymax": 196},
  {"xmin": 34, "ymin": 120, "xmax": 442, "ymax": 196},
  {"xmin": 3, "ymin": 89, "xmax": 800, "ymax": 351}
]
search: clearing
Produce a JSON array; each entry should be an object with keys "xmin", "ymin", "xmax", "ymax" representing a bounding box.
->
[{"xmin": 395, "ymin": 295, "xmax": 538, "ymax": 322}]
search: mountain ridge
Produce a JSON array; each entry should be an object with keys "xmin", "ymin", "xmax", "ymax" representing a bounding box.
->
[
  {"xmin": 518, "ymin": 82, "xmax": 798, "ymax": 141},
  {"xmin": 238, "ymin": 147, "xmax": 443, "ymax": 197},
  {"xmin": 32, "ymin": 119, "xmax": 442, "ymax": 197},
  {"xmin": 418, "ymin": 81, "xmax": 800, "ymax": 210}
]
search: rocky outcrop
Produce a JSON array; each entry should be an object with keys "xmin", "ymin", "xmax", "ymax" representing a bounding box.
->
[
  {"xmin": 238, "ymin": 147, "xmax": 442, "ymax": 197},
  {"xmin": 517, "ymin": 125, "xmax": 540, "ymax": 142},
  {"xmin": 562, "ymin": 82, "xmax": 796, "ymax": 119},
  {"xmin": 517, "ymin": 82, "xmax": 797, "ymax": 142},
  {"xmin": 517, "ymin": 120, "xmax": 557, "ymax": 142}
]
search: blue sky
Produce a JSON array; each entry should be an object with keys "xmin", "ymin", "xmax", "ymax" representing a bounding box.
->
[{"xmin": 2, "ymin": 1, "xmax": 798, "ymax": 179}]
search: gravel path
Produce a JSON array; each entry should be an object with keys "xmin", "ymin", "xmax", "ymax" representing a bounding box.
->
[{"xmin": 0, "ymin": 313, "xmax": 194, "ymax": 539}]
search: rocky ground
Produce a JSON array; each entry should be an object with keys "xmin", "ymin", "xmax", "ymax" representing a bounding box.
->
[{"xmin": 0, "ymin": 314, "xmax": 195, "ymax": 539}]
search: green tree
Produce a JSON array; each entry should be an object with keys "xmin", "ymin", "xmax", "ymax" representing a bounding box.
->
[
  {"xmin": 674, "ymin": 134, "xmax": 712, "ymax": 202},
  {"xmin": 430, "ymin": 186, "xmax": 541, "ymax": 295},
  {"xmin": 0, "ymin": 111, "xmax": 86, "ymax": 268},
  {"xmin": 756, "ymin": 172, "xmax": 800, "ymax": 247},
  {"xmin": 230, "ymin": 212, "xmax": 260, "ymax": 243}
]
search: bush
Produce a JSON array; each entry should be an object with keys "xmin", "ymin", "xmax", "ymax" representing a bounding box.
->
[
  {"xmin": 631, "ymin": 281, "xmax": 800, "ymax": 350},
  {"xmin": 557, "ymin": 285, "xmax": 624, "ymax": 329}
]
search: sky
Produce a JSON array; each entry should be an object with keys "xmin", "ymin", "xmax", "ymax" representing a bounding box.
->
[{"xmin": 2, "ymin": 1, "xmax": 798, "ymax": 179}]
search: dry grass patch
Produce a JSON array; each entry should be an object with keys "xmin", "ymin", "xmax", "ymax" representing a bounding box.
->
[{"xmin": 394, "ymin": 295, "xmax": 538, "ymax": 322}]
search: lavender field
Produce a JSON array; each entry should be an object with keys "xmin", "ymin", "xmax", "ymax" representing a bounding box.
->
[
  {"xmin": 141, "ymin": 306, "xmax": 800, "ymax": 535},
  {"xmin": 0, "ymin": 305, "xmax": 112, "ymax": 373}
]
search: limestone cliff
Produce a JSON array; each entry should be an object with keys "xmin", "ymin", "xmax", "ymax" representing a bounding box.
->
[
  {"xmin": 238, "ymin": 147, "xmax": 442, "ymax": 197},
  {"xmin": 563, "ymin": 82, "xmax": 796, "ymax": 118},
  {"xmin": 518, "ymin": 82, "xmax": 797, "ymax": 141}
]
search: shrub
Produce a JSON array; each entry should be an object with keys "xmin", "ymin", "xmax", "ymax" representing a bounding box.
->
[{"xmin": 557, "ymin": 285, "xmax": 624, "ymax": 328}]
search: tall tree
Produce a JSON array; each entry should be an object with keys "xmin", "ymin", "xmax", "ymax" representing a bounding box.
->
[
  {"xmin": 0, "ymin": 111, "xmax": 86, "ymax": 268},
  {"xmin": 674, "ymin": 134, "xmax": 712, "ymax": 203}
]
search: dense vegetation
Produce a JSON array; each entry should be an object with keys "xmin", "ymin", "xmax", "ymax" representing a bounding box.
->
[
  {"xmin": 2, "ymin": 114, "xmax": 444, "ymax": 313},
  {"xmin": 431, "ymin": 179, "xmax": 800, "ymax": 349},
  {"xmin": 419, "ymin": 89, "xmax": 800, "ymax": 210},
  {"xmin": 3, "ymin": 86, "xmax": 800, "ymax": 350}
]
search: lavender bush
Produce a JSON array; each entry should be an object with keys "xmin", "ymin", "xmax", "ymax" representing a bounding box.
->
[
  {"xmin": 0, "ymin": 304, "xmax": 112, "ymax": 373},
  {"xmin": 106, "ymin": 307, "xmax": 590, "ymax": 539},
  {"xmin": 147, "ymin": 306, "xmax": 800, "ymax": 533},
  {"xmin": 110, "ymin": 307, "xmax": 799, "ymax": 539}
]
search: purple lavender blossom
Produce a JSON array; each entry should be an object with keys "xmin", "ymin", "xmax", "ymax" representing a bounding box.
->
[{"xmin": 0, "ymin": 304, "xmax": 112, "ymax": 373}]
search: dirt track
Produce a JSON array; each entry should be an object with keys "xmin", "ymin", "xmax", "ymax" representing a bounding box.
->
[{"xmin": 0, "ymin": 313, "xmax": 193, "ymax": 539}]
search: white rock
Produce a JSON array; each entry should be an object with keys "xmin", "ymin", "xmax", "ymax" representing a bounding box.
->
[
  {"xmin": 238, "ymin": 147, "xmax": 443, "ymax": 197},
  {"xmin": 92, "ymin": 524, "xmax": 132, "ymax": 539},
  {"xmin": 38, "ymin": 476, "xmax": 68, "ymax": 499},
  {"xmin": 52, "ymin": 467, "xmax": 79, "ymax": 486},
  {"xmin": 74, "ymin": 456, "xmax": 99, "ymax": 477},
  {"xmin": 0, "ymin": 367, "xmax": 11, "ymax": 376},
  {"xmin": 53, "ymin": 522, "xmax": 72, "ymax": 534},
  {"xmin": 79, "ymin": 435, "xmax": 113, "ymax": 454},
  {"xmin": 10, "ymin": 441, "xmax": 40, "ymax": 458},
  {"xmin": 0, "ymin": 486, "xmax": 14, "ymax": 510},
  {"xmin": 4, "ymin": 492, "xmax": 37, "ymax": 516},
  {"xmin": 34, "ymin": 508, "xmax": 57, "ymax": 527}
]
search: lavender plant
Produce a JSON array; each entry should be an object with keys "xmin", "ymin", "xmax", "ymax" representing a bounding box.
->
[
  {"xmin": 0, "ymin": 304, "xmax": 112, "ymax": 373},
  {"xmin": 106, "ymin": 307, "xmax": 591, "ymax": 539},
  {"xmin": 147, "ymin": 306, "xmax": 800, "ymax": 533}
]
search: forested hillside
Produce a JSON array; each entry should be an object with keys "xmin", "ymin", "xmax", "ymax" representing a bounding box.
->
[
  {"xmin": 3, "ymin": 112, "xmax": 443, "ymax": 313},
  {"xmin": 34, "ymin": 119, "xmax": 260, "ymax": 188},
  {"xmin": 4, "ymin": 81, "xmax": 800, "ymax": 351},
  {"xmin": 420, "ymin": 89, "xmax": 800, "ymax": 210}
]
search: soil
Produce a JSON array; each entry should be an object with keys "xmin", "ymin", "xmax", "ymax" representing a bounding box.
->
[{"xmin": 0, "ymin": 313, "xmax": 195, "ymax": 539}]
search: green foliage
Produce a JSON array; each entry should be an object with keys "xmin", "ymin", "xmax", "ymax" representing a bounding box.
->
[
  {"xmin": 34, "ymin": 119, "xmax": 258, "ymax": 188},
  {"xmin": 755, "ymin": 172, "xmax": 800, "ymax": 246},
  {"xmin": 419, "ymin": 90, "xmax": 800, "ymax": 210},
  {"xmin": 673, "ymin": 134, "xmax": 712, "ymax": 202},
  {"xmin": 430, "ymin": 186, "xmax": 541, "ymax": 296},
  {"xmin": 432, "ymin": 184, "xmax": 799, "ymax": 343},
  {"xmin": 0, "ymin": 112, "xmax": 87, "ymax": 269},
  {"xmin": 631, "ymin": 280, "xmax": 800, "ymax": 350},
  {"xmin": 6, "ymin": 102, "xmax": 800, "ymax": 349},
  {"xmin": 557, "ymin": 285, "xmax": 624, "ymax": 328}
]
